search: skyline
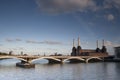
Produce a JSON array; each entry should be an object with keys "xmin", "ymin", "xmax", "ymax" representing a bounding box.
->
[{"xmin": 0, "ymin": 0, "xmax": 120, "ymax": 55}]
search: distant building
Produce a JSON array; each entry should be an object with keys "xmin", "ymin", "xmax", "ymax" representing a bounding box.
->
[
  {"xmin": 71, "ymin": 37, "xmax": 108, "ymax": 56},
  {"xmin": 9, "ymin": 51, "xmax": 13, "ymax": 55},
  {"xmin": 21, "ymin": 51, "xmax": 23, "ymax": 55},
  {"xmin": 114, "ymin": 47, "xmax": 120, "ymax": 58}
]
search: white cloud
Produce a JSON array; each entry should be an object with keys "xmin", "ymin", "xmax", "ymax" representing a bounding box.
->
[
  {"xmin": 107, "ymin": 14, "xmax": 114, "ymax": 21},
  {"xmin": 26, "ymin": 40, "xmax": 63, "ymax": 45},
  {"xmin": 104, "ymin": 0, "xmax": 120, "ymax": 9},
  {"xmin": 35, "ymin": 0, "xmax": 97, "ymax": 13},
  {"xmin": 105, "ymin": 40, "xmax": 120, "ymax": 47},
  {"xmin": 5, "ymin": 38, "xmax": 22, "ymax": 42},
  {"xmin": 44, "ymin": 40, "xmax": 62, "ymax": 45},
  {"xmin": 105, "ymin": 40, "xmax": 112, "ymax": 46},
  {"xmin": 16, "ymin": 38, "xmax": 22, "ymax": 41},
  {"xmin": 6, "ymin": 38, "xmax": 14, "ymax": 42},
  {"xmin": 35, "ymin": 0, "xmax": 120, "ymax": 16},
  {"xmin": 26, "ymin": 40, "xmax": 42, "ymax": 44}
]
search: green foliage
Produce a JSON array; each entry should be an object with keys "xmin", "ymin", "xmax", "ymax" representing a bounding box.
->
[{"xmin": 0, "ymin": 52, "xmax": 8, "ymax": 55}]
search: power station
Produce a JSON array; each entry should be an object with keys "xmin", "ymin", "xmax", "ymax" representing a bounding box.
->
[{"xmin": 71, "ymin": 37, "xmax": 108, "ymax": 56}]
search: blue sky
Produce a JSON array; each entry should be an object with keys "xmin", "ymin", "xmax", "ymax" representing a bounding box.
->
[{"xmin": 0, "ymin": 0, "xmax": 120, "ymax": 55}]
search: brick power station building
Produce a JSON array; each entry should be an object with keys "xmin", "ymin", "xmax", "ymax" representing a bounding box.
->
[{"xmin": 71, "ymin": 38, "xmax": 108, "ymax": 56}]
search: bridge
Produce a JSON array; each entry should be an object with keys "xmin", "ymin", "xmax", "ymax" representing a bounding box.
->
[{"xmin": 0, "ymin": 54, "xmax": 108, "ymax": 63}]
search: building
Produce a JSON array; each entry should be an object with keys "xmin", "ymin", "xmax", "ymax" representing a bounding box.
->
[
  {"xmin": 114, "ymin": 47, "xmax": 120, "ymax": 58},
  {"xmin": 71, "ymin": 37, "xmax": 108, "ymax": 56}
]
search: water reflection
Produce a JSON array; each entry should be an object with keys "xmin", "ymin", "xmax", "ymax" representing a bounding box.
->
[
  {"xmin": 32, "ymin": 59, "xmax": 48, "ymax": 64},
  {"xmin": 0, "ymin": 59, "xmax": 120, "ymax": 80}
]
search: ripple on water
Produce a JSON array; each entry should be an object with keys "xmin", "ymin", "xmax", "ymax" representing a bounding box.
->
[{"xmin": 0, "ymin": 59, "xmax": 120, "ymax": 80}]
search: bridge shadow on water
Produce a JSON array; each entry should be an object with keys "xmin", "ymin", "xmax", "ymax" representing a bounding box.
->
[
  {"xmin": 32, "ymin": 59, "xmax": 49, "ymax": 64},
  {"xmin": 87, "ymin": 58, "xmax": 103, "ymax": 63},
  {"xmin": 0, "ymin": 58, "xmax": 21, "ymax": 67}
]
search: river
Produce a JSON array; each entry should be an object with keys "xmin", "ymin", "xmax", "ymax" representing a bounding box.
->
[{"xmin": 0, "ymin": 59, "xmax": 120, "ymax": 80}]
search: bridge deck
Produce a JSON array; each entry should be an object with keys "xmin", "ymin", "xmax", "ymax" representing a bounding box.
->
[{"xmin": 0, "ymin": 55, "xmax": 109, "ymax": 63}]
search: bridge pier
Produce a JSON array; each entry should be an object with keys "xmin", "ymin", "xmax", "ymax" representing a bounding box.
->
[{"xmin": 21, "ymin": 60, "xmax": 28, "ymax": 63}]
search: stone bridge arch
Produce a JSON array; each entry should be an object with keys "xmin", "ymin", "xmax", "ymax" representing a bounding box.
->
[
  {"xmin": 64, "ymin": 57, "xmax": 85, "ymax": 63},
  {"xmin": 30, "ymin": 57, "xmax": 61, "ymax": 63},
  {"xmin": 0, "ymin": 56, "xmax": 27, "ymax": 62},
  {"xmin": 86, "ymin": 57, "xmax": 102, "ymax": 63}
]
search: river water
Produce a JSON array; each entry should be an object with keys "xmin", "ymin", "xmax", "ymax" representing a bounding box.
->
[{"xmin": 0, "ymin": 59, "xmax": 120, "ymax": 80}]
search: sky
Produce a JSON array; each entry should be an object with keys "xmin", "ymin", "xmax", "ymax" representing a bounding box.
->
[{"xmin": 0, "ymin": 0, "xmax": 120, "ymax": 55}]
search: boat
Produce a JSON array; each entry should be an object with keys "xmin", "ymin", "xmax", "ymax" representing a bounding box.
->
[{"xmin": 16, "ymin": 62, "xmax": 35, "ymax": 68}]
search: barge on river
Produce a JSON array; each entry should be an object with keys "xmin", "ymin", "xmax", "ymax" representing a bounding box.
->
[{"xmin": 16, "ymin": 62, "xmax": 35, "ymax": 68}]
